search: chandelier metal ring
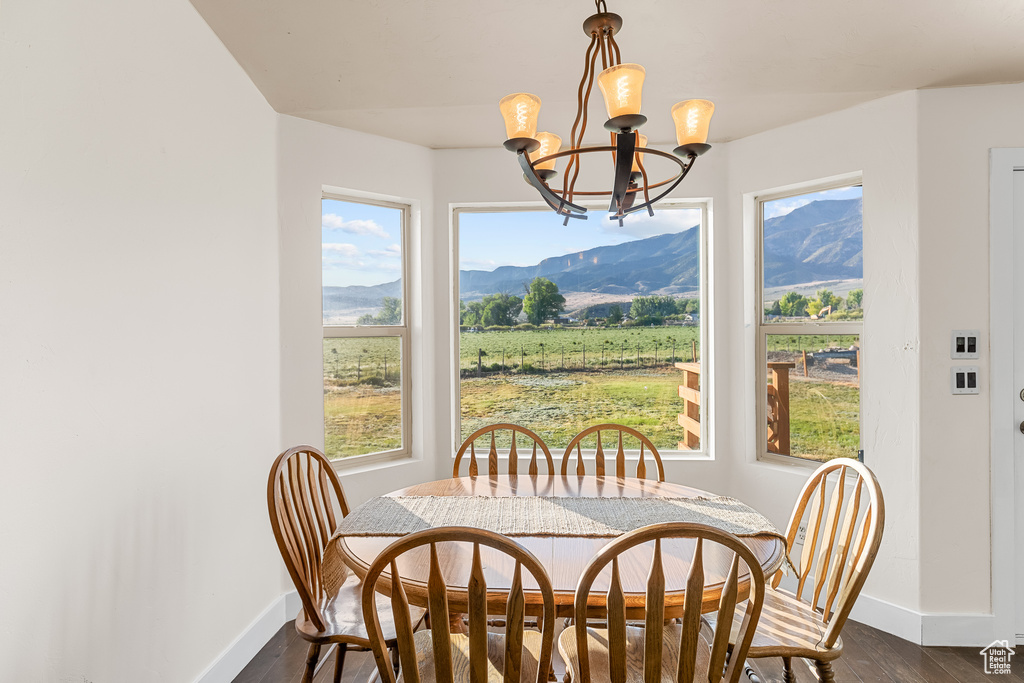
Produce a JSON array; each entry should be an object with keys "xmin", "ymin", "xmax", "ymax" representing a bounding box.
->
[{"xmin": 499, "ymin": 1, "xmax": 715, "ymax": 225}]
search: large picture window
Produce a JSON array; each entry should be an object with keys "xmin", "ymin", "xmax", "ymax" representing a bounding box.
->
[
  {"xmin": 454, "ymin": 203, "xmax": 708, "ymax": 456},
  {"xmin": 322, "ymin": 193, "xmax": 410, "ymax": 461},
  {"xmin": 756, "ymin": 181, "xmax": 863, "ymax": 463}
]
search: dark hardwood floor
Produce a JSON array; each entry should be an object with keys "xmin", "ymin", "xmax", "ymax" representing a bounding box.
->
[{"xmin": 234, "ymin": 618, "xmax": 1021, "ymax": 683}]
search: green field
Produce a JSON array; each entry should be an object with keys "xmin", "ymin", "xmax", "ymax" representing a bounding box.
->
[
  {"xmin": 321, "ymin": 328, "xmax": 860, "ymax": 462},
  {"xmin": 459, "ymin": 326, "xmax": 702, "ymax": 374}
]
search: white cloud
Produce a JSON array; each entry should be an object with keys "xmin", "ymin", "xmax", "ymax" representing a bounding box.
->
[
  {"xmin": 322, "ymin": 242, "xmax": 360, "ymax": 257},
  {"xmin": 322, "ymin": 213, "xmax": 390, "ymax": 239},
  {"xmin": 367, "ymin": 243, "xmax": 402, "ymax": 257}
]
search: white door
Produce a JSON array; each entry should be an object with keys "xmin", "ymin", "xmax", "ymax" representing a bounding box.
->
[{"xmin": 1014, "ymin": 169, "xmax": 1024, "ymax": 643}]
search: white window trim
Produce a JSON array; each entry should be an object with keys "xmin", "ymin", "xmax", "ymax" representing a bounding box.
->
[
  {"xmin": 322, "ymin": 191, "xmax": 412, "ymax": 469},
  {"xmin": 750, "ymin": 174, "xmax": 864, "ymax": 467},
  {"xmin": 450, "ymin": 199, "xmax": 713, "ymax": 462}
]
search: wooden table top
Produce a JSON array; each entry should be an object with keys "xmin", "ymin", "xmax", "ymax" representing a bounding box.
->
[{"xmin": 337, "ymin": 475, "xmax": 786, "ymax": 617}]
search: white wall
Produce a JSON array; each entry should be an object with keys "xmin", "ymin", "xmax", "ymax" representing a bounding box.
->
[
  {"xmin": 0, "ymin": 0, "xmax": 282, "ymax": 680},
  {"xmin": 917, "ymin": 83, "xmax": 1024, "ymax": 617},
  {"xmin": 724, "ymin": 92, "xmax": 923, "ymax": 614},
  {"xmin": 277, "ymin": 116, "xmax": 440, "ymax": 505}
]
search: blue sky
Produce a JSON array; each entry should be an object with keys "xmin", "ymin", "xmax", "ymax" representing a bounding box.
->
[
  {"xmin": 763, "ymin": 185, "xmax": 862, "ymax": 219},
  {"xmin": 322, "ymin": 199, "xmax": 403, "ymax": 287},
  {"xmin": 459, "ymin": 206, "xmax": 702, "ymax": 272},
  {"xmin": 322, "ymin": 186, "xmax": 861, "ymax": 286}
]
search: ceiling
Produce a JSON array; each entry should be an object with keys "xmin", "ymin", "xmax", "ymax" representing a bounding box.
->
[{"xmin": 190, "ymin": 0, "xmax": 1024, "ymax": 149}]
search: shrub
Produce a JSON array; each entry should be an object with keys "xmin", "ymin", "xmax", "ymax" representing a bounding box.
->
[
  {"xmin": 485, "ymin": 325, "xmax": 511, "ymax": 332},
  {"xmin": 515, "ymin": 323, "xmax": 537, "ymax": 331}
]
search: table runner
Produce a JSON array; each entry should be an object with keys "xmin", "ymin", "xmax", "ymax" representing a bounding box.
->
[{"xmin": 332, "ymin": 495, "xmax": 783, "ymax": 541}]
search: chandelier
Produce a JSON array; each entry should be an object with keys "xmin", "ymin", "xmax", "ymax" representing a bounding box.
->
[{"xmin": 499, "ymin": 0, "xmax": 715, "ymax": 225}]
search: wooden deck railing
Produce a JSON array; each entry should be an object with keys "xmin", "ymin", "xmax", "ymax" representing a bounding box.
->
[
  {"xmin": 676, "ymin": 361, "xmax": 795, "ymax": 455},
  {"xmin": 675, "ymin": 362, "xmax": 701, "ymax": 450}
]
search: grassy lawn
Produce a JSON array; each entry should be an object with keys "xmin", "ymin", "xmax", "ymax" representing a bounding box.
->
[
  {"xmin": 460, "ymin": 369, "xmax": 685, "ymax": 452},
  {"xmin": 320, "ymin": 328, "xmax": 860, "ymax": 463},
  {"xmin": 787, "ymin": 379, "xmax": 861, "ymax": 461}
]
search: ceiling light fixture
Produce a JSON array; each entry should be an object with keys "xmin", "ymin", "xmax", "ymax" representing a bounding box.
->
[{"xmin": 499, "ymin": 0, "xmax": 715, "ymax": 225}]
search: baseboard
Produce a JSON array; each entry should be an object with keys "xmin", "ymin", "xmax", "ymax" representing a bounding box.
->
[
  {"xmin": 846, "ymin": 593, "xmax": 923, "ymax": 643},
  {"xmin": 193, "ymin": 591, "xmax": 299, "ymax": 683},
  {"xmin": 921, "ymin": 612, "xmax": 998, "ymax": 647}
]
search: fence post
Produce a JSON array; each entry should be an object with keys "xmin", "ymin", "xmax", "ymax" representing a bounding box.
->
[
  {"xmin": 802, "ymin": 350, "xmax": 808, "ymax": 377},
  {"xmin": 502, "ymin": 347, "xmax": 505, "ymax": 373},
  {"xmin": 383, "ymin": 355, "xmax": 388, "ymax": 382},
  {"xmin": 637, "ymin": 342, "xmax": 641, "ymax": 367},
  {"xmin": 767, "ymin": 362, "xmax": 796, "ymax": 455},
  {"xmin": 691, "ymin": 340, "xmax": 697, "ymax": 362},
  {"xmin": 477, "ymin": 348, "xmax": 482, "ymax": 377}
]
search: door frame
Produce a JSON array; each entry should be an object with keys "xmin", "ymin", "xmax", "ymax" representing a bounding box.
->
[{"xmin": 989, "ymin": 148, "xmax": 1023, "ymax": 643}]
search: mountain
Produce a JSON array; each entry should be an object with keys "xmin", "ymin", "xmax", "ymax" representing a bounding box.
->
[
  {"xmin": 761, "ymin": 198, "xmax": 863, "ymax": 287},
  {"xmin": 459, "ymin": 228, "xmax": 701, "ymax": 298},
  {"xmin": 322, "ymin": 198, "xmax": 863, "ymax": 317}
]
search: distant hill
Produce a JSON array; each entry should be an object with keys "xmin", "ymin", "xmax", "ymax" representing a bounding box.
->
[{"xmin": 322, "ymin": 198, "xmax": 863, "ymax": 319}]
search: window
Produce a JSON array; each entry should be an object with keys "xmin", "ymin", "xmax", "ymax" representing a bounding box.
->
[
  {"xmin": 756, "ymin": 180, "xmax": 863, "ymax": 463},
  {"xmin": 454, "ymin": 202, "xmax": 709, "ymax": 456},
  {"xmin": 322, "ymin": 193, "xmax": 410, "ymax": 462}
]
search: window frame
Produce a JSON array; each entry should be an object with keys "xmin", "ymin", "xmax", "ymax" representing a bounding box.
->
[
  {"xmin": 752, "ymin": 176, "xmax": 864, "ymax": 467},
  {"xmin": 322, "ymin": 190, "xmax": 412, "ymax": 468},
  {"xmin": 450, "ymin": 199, "xmax": 713, "ymax": 462}
]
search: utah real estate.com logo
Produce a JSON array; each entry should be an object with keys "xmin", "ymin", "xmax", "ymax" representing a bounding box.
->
[{"xmin": 980, "ymin": 640, "xmax": 1015, "ymax": 675}]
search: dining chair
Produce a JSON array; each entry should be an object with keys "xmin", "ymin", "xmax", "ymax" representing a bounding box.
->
[
  {"xmin": 560, "ymin": 424, "xmax": 665, "ymax": 481},
  {"xmin": 453, "ymin": 423, "xmax": 555, "ymax": 477},
  {"xmin": 559, "ymin": 522, "xmax": 765, "ymax": 683},
  {"xmin": 362, "ymin": 526, "xmax": 556, "ymax": 683},
  {"xmin": 267, "ymin": 445, "xmax": 425, "ymax": 683},
  {"xmin": 726, "ymin": 458, "xmax": 884, "ymax": 683}
]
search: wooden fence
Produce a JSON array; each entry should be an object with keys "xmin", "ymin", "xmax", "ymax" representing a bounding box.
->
[{"xmin": 676, "ymin": 361, "xmax": 795, "ymax": 455}]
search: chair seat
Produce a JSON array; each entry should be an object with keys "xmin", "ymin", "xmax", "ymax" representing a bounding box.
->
[
  {"xmin": 295, "ymin": 571, "xmax": 426, "ymax": 647},
  {"xmin": 399, "ymin": 629, "xmax": 545, "ymax": 683},
  {"xmin": 728, "ymin": 588, "xmax": 842, "ymax": 660},
  {"xmin": 558, "ymin": 624, "xmax": 713, "ymax": 683}
]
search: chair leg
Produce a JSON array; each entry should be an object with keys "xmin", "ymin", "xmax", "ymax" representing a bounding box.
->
[
  {"xmin": 813, "ymin": 661, "xmax": 835, "ymax": 682},
  {"xmin": 333, "ymin": 644, "xmax": 347, "ymax": 683},
  {"xmin": 781, "ymin": 657, "xmax": 796, "ymax": 683},
  {"xmin": 390, "ymin": 645, "xmax": 401, "ymax": 676},
  {"xmin": 301, "ymin": 643, "xmax": 322, "ymax": 683},
  {"xmin": 743, "ymin": 662, "xmax": 763, "ymax": 683}
]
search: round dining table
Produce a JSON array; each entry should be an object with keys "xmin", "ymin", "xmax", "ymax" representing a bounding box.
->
[{"xmin": 335, "ymin": 475, "xmax": 787, "ymax": 621}]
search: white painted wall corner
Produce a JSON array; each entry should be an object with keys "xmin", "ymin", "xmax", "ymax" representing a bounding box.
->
[{"xmin": 193, "ymin": 591, "xmax": 300, "ymax": 683}]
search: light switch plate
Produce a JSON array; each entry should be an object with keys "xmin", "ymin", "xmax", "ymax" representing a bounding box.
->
[
  {"xmin": 951, "ymin": 366, "xmax": 980, "ymax": 394},
  {"xmin": 951, "ymin": 329, "xmax": 980, "ymax": 358}
]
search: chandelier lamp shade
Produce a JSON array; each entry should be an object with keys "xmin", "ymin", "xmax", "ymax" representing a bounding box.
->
[{"xmin": 499, "ymin": 0, "xmax": 715, "ymax": 224}]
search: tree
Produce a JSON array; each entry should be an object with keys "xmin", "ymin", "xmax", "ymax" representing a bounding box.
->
[
  {"xmin": 765, "ymin": 300, "xmax": 782, "ymax": 316},
  {"xmin": 630, "ymin": 295, "xmax": 677, "ymax": 319},
  {"xmin": 847, "ymin": 288, "xmax": 863, "ymax": 310},
  {"xmin": 522, "ymin": 277, "xmax": 565, "ymax": 324},
  {"xmin": 816, "ymin": 289, "xmax": 842, "ymax": 310},
  {"xmin": 778, "ymin": 291, "xmax": 809, "ymax": 317},
  {"xmin": 358, "ymin": 296, "xmax": 402, "ymax": 325},
  {"xmin": 607, "ymin": 304, "xmax": 624, "ymax": 324},
  {"xmin": 480, "ymin": 292, "xmax": 523, "ymax": 327}
]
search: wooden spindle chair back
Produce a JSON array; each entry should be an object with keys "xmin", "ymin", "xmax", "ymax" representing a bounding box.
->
[
  {"xmin": 267, "ymin": 445, "xmax": 350, "ymax": 633},
  {"xmin": 777, "ymin": 458, "xmax": 884, "ymax": 649},
  {"xmin": 454, "ymin": 423, "xmax": 554, "ymax": 478},
  {"xmin": 362, "ymin": 527, "xmax": 556, "ymax": 683},
  {"xmin": 560, "ymin": 424, "xmax": 665, "ymax": 481},
  {"xmin": 572, "ymin": 522, "xmax": 765, "ymax": 683}
]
